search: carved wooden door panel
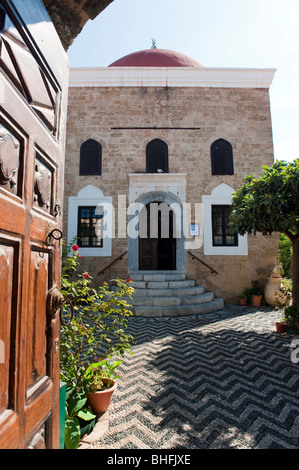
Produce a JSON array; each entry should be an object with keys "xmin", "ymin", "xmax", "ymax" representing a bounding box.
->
[{"xmin": 0, "ymin": 0, "xmax": 68, "ymax": 448}]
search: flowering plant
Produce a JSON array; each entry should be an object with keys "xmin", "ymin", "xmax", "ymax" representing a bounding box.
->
[{"xmin": 60, "ymin": 240, "xmax": 134, "ymax": 448}]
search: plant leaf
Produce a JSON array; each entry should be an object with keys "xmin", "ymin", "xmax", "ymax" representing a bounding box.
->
[
  {"xmin": 77, "ymin": 407, "xmax": 97, "ymax": 421},
  {"xmin": 65, "ymin": 417, "xmax": 81, "ymax": 449},
  {"xmin": 68, "ymin": 392, "xmax": 87, "ymax": 415}
]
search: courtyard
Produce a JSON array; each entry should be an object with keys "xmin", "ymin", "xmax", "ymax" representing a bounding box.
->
[{"xmin": 79, "ymin": 306, "xmax": 299, "ymax": 449}]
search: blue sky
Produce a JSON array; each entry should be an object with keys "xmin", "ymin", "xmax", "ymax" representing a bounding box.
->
[{"xmin": 67, "ymin": 0, "xmax": 299, "ymax": 163}]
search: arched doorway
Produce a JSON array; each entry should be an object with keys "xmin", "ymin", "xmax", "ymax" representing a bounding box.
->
[
  {"xmin": 127, "ymin": 188, "xmax": 186, "ymax": 275},
  {"xmin": 139, "ymin": 202, "xmax": 176, "ymax": 270}
]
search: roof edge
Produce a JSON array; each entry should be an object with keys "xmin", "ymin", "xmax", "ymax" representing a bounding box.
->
[{"xmin": 68, "ymin": 66, "xmax": 277, "ymax": 89}]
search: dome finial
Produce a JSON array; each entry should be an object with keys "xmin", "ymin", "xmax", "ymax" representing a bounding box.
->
[{"xmin": 151, "ymin": 38, "xmax": 157, "ymax": 49}]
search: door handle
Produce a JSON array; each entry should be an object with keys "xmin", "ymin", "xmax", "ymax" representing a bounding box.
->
[{"xmin": 47, "ymin": 285, "xmax": 74, "ymax": 325}]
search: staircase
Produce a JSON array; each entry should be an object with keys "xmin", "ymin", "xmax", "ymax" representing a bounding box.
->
[{"xmin": 129, "ymin": 272, "xmax": 224, "ymax": 317}]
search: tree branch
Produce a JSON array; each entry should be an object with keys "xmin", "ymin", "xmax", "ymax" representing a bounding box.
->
[{"xmin": 282, "ymin": 230, "xmax": 295, "ymax": 242}]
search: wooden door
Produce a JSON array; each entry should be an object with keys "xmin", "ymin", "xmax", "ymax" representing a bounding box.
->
[
  {"xmin": 139, "ymin": 203, "xmax": 158, "ymax": 270},
  {"xmin": 158, "ymin": 209, "xmax": 176, "ymax": 270},
  {"xmin": 139, "ymin": 202, "xmax": 176, "ymax": 270},
  {"xmin": 0, "ymin": 0, "xmax": 69, "ymax": 449}
]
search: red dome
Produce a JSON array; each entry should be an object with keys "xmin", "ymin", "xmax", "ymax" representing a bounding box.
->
[{"xmin": 108, "ymin": 49, "xmax": 203, "ymax": 68}]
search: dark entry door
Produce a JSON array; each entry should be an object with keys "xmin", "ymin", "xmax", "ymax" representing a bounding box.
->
[
  {"xmin": 0, "ymin": 0, "xmax": 68, "ymax": 449},
  {"xmin": 139, "ymin": 202, "xmax": 176, "ymax": 270}
]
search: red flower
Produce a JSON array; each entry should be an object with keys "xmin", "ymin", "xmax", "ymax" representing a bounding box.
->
[
  {"xmin": 126, "ymin": 278, "xmax": 131, "ymax": 283},
  {"xmin": 83, "ymin": 273, "xmax": 90, "ymax": 279},
  {"xmin": 72, "ymin": 244, "xmax": 79, "ymax": 251}
]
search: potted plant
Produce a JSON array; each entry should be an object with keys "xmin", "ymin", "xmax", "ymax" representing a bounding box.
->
[
  {"xmin": 239, "ymin": 287, "xmax": 251, "ymax": 306},
  {"xmin": 249, "ymin": 280, "xmax": 264, "ymax": 307},
  {"xmin": 86, "ymin": 359, "xmax": 122, "ymax": 414},
  {"xmin": 275, "ymin": 319, "xmax": 286, "ymax": 333},
  {"xmin": 60, "ymin": 241, "xmax": 134, "ymax": 449}
]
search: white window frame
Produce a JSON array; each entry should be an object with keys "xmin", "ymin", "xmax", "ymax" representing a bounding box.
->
[
  {"xmin": 67, "ymin": 184, "xmax": 113, "ymax": 257},
  {"xmin": 202, "ymin": 183, "xmax": 248, "ymax": 255}
]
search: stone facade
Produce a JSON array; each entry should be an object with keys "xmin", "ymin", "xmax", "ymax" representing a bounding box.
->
[
  {"xmin": 64, "ymin": 66, "xmax": 278, "ymax": 303},
  {"xmin": 43, "ymin": 0, "xmax": 113, "ymax": 50}
]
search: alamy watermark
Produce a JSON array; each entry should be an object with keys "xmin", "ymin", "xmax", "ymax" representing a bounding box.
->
[
  {"xmin": 94, "ymin": 197, "xmax": 204, "ymax": 249},
  {"xmin": 290, "ymin": 339, "xmax": 299, "ymax": 364}
]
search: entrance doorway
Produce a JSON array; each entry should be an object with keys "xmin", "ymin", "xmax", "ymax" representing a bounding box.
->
[{"xmin": 139, "ymin": 202, "xmax": 176, "ymax": 270}]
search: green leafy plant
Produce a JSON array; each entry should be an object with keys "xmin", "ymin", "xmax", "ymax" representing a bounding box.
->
[
  {"xmin": 230, "ymin": 159, "xmax": 299, "ymax": 303},
  {"xmin": 60, "ymin": 240, "xmax": 134, "ymax": 448},
  {"xmin": 85, "ymin": 359, "xmax": 122, "ymax": 392},
  {"xmin": 249, "ymin": 280, "xmax": 264, "ymax": 296},
  {"xmin": 64, "ymin": 388, "xmax": 96, "ymax": 450},
  {"xmin": 240, "ymin": 281, "xmax": 264, "ymax": 304},
  {"xmin": 284, "ymin": 302, "xmax": 299, "ymax": 331},
  {"xmin": 279, "ymin": 233, "xmax": 292, "ymax": 279},
  {"xmin": 240, "ymin": 287, "xmax": 251, "ymax": 304},
  {"xmin": 275, "ymin": 278, "xmax": 292, "ymax": 310}
]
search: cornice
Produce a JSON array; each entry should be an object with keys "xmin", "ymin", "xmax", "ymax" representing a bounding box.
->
[{"xmin": 69, "ymin": 66, "xmax": 276, "ymax": 89}]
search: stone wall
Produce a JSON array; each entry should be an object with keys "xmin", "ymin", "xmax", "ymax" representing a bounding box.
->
[
  {"xmin": 43, "ymin": 0, "xmax": 114, "ymax": 50},
  {"xmin": 64, "ymin": 84, "xmax": 278, "ymax": 302}
]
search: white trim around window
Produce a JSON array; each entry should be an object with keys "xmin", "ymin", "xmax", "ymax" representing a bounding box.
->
[
  {"xmin": 67, "ymin": 184, "xmax": 112, "ymax": 257},
  {"xmin": 202, "ymin": 183, "xmax": 248, "ymax": 256}
]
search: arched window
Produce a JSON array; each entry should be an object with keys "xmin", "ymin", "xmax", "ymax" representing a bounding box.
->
[
  {"xmin": 211, "ymin": 139, "xmax": 234, "ymax": 175},
  {"xmin": 80, "ymin": 139, "xmax": 102, "ymax": 175},
  {"xmin": 146, "ymin": 139, "xmax": 169, "ymax": 173}
]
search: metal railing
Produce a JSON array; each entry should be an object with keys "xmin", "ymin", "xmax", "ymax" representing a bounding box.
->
[
  {"xmin": 97, "ymin": 249, "xmax": 217, "ymax": 276},
  {"xmin": 97, "ymin": 250, "xmax": 128, "ymax": 276},
  {"xmin": 187, "ymin": 251, "xmax": 218, "ymax": 275}
]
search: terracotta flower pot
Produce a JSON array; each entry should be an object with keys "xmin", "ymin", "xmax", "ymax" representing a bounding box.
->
[
  {"xmin": 251, "ymin": 295, "xmax": 263, "ymax": 307},
  {"xmin": 87, "ymin": 379, "xmax": 117, "ymax": 414},
  {"xmin": 275, "ymin": 322, "xmax": 286, "ymax": 333},
  {"xmin": 239, "ymin": 298, "xmax": 247, "ymax": 306}
]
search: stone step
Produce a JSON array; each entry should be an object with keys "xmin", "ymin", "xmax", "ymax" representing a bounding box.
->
[
  {"xmin": 132, "ymin": 279, "xmax": 196, "ymax": 289},
  {"xmin": 116, "ymin": 273, "xmax": 224, "ymax": 317},
  {"xmin": 133, "ymin": 298, "xmax": 224, "ymax": 317},
  {"xmin": 130, "ymin": 273, "xmax": 186, "ymax": 282},
  {"xmin": 132, "ymin": 285, "xmax": 205, "ymax": 298},
  {"xmin": 132, "ymin": 291, "xmax": 214, "ymax": 307}
]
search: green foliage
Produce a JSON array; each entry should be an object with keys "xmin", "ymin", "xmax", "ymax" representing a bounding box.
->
[
  {"xmin": 241, "ymin": 280, "xmax": 264, "ymax": 303},
  {"xmin": 249, "ymin": 280, "xmax": 264, "ymax": 296},
  {"xmin": 274, "ymin": 278, "xmax": 292, "ymax": 310},
  {"xmin": 284, "ymin": 302, "xmax": 299, "ymax": 330},
  {"xmin": 60, "ymin": 240, "xmax": 134, "ymax": 448},
  {"xmin": 230, "ymin": 159, "xmax": 299, "ymax": 301},
  {"xmin": 230, "ymin": 159, "xmax": 299, "ymax": 237},
  {"xmin": 85, "ymin": 359, "xmax": 122, "ymax": 392},
  {"xmin": 279, "ymin": 233, "xmax": 292, "ymax": 279},
  {"xmin": 64, "ymin": 388, "xmax": 96, "ymax": 449}
]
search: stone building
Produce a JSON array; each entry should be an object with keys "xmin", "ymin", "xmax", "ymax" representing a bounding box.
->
[{"xmin": 64, "ymin": 47, "xmax": 278, "ymax": 314}]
